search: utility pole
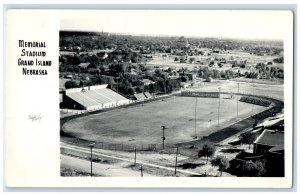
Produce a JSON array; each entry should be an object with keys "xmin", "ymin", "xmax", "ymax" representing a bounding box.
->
[
  {"xmin": 140, "ymin": 165, "xmax": 143, "ymax": 177},
  {"xmin": 161, "ymin": 126, "xmax": 167, "ymax": 150},
  {"xmin": 218, "ymin": 87, "xmax": 221, "ymax": 127},
  {"xmin": 194, "ymin": 97, "xmax": 197, "ymax": 138},
  {"xmin": 89, "ymin": 143, "xmax": 95, "ymax": 177},
  {"xmin": 174, "ymin": 147, "xmax": 179, "ymax": 176},
  {"xmin": 164, "ymin": 78, "xmax": 167, "ymax": 94},
  {"xmin": 237, "ymin": 83, "xmax": 240, "ymax": 119},
  {"xmin": 81, "ymin": 81, "xmax": 85, "ymax": 110},
  {"xmin": 134, "ymin": 146, "xmax": 137, "ymax": 165},
  {"xmin": 115, "ymin": 77, "xmax": 119, "ymax": 93}
]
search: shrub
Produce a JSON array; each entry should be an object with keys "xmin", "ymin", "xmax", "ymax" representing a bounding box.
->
[
  {"xmin": 198, "ymin": 144, "xmax": 215, "ymax": 164},
  {"xmin": 243, "ymin": 160, "xmax": 266, "ymax": 177},
  {"xmin": 211, "ymin": 155, "xmax": 230, "ymax": 176}
]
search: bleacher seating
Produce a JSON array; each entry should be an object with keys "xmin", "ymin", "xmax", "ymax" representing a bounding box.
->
[
  {"xmin": 239, "ymin": 96, "xmax": 271, "ymax": 107},
  {"xmin": 144, "ymin": 92, "xmax": 153, "ymax": 99},
  {"xmin": 65, "ymin": 86, "xmax": 130, "ymax": 110},
  {"xmin": 134, "ymin": 93, "xmax": 147, "ymax": 100},
  {"xmin": 181, "ymin": 91, "xmax": 220, "ymax": 98}
]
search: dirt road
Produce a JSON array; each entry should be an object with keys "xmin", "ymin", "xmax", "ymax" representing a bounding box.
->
[{"xmin": 61, "ymin": 142, "xmax": 202, "ymax": 177}]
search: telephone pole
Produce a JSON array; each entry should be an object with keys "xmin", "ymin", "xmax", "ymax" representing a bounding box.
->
[
  {"xmin": 140, "ymin": 165, "xmax": 143, "ymax": 177},
  {"xmin": 115, "ymin": 77, "xmax": 119, "ymax": 93},
  {"xmin": 161, "ymin": 126, "xmax": 168, "ymax": 150},
  {"xmin": 89, "ymin": 143, "xmax": 95, "ymax": 177},
  {"xmin": 134, "ymin": 146, "xmax": 137, "ymax": 165},
  {"xmin": 175, "ymin": 147, "xmax": 179, "ymax": 176}
]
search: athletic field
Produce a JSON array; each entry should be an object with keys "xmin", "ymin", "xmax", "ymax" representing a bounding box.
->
[{"xmin": 63, "ymin": 96, "xmax": 266, "ymax": 146}]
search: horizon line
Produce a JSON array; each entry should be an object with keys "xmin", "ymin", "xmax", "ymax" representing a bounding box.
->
[{"xmin": 59, "ymin": 29, "xmax": 283, "ymax": 42}]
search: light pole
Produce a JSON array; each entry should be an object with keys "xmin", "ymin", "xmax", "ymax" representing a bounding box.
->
[
  {"xmin": 164, "ymin": 77, "xmax": 167, "ymax": 94},
  {"xmin": 89, "ymin": 143, "xmax": 95, "ymax": 177},
  {"xmin": 237, "ymin": 83, "xmax": 240, "ymax": 119},
  {"xmin": 81, "ymin": 81, "xmax": 85, "ymax": 110},
  {"xmin": 218, "ymin": 87, "xmax": 221, "ymax": 127},
  {"xmin": 115, "ymin": 77, "xmax": 120, "ymax": 93},
  {"xmin": 161, "ymin": 126, "xmax": 168, "ymax": 150}
]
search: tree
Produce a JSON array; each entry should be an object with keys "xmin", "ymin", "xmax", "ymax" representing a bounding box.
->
[
  {"xmin": 188, "ymin": 57, "xmax": 195, "ymax": 64},
  {"xmin": 239, "ymin": 131, "xmax": 257, "ymax": 149},
  {"xmin": 243, "ymin": 160, "xmax": 266, "ymax": 177},
  {"xmin": 198, "ymin": 144, "xmax": 216, "ymax": 164},
  {"xmin": 65, "ymin": 80, "xmax": 78, "ymax": 89},
  {"xmin": 210, "ymin": 155, "xmax": 230, "ymax": 176},
  {"xmin": 148, "ymin": 83, "xmax": 157, "ymax": 94}
]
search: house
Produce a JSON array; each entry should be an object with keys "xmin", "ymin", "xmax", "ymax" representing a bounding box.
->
[
  {"xmin": 78, "ymin": 63, "xmax": 90, "ymax": 69},
  {"xmin": 140, "ymin": 79, "xmax": 155, "ymax": 86},
  {"xmin": 253, "ymin": 129, "xmax": 284, "ymax": 155},
  {"xmin": 230, "ymin": 129, "xmax": 284, "ymax": 177},
  {"xmin": 180, "ymin": 82, "xmax": 189, "ymax": 88}
]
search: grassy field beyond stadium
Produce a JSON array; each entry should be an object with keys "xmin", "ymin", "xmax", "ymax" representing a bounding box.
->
[{"xmin": 63, "ymin": 95, "xmax": 267, "ymax": 146}]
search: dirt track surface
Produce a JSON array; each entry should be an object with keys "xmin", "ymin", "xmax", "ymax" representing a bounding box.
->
[{"xmin": 63, "ymin": 95, "xmax": 265, "ymax": 146}]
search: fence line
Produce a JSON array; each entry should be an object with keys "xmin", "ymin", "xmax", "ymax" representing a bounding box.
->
[{"xmin": 61, "ymin": 91, "xmax": 284, "ymax": 156}]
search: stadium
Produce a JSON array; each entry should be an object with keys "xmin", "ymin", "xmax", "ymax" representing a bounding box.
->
[{"xmin": 60, "ymin": 83, "xmax": 282, "ymax": 152}]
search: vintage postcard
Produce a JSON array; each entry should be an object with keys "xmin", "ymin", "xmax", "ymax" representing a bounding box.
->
[{"xmin": 4, "ymin": 9, "xmax": 294, "ymax": 188}]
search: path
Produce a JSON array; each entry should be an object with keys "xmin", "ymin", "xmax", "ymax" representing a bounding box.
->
[{"xmin": 61, "ymin": 142, "xmax": 202, "ymax": 176}]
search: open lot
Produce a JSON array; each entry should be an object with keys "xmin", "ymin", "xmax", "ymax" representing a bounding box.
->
[
  {"xmin": 63, "ymin": 95, "xmax": 266, "ymax": 146},
  {"xmin": 191, "ymin": 79, "xmax": 284, "ymax": 101},
  {"xmin": 146, "ymin": 51, "xmax": 283, "ymax": 71}
]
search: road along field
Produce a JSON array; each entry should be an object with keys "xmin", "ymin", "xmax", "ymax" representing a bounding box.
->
[{"xmin": 63, "ymin": 95, "xmax": 267, "ymax": 147}]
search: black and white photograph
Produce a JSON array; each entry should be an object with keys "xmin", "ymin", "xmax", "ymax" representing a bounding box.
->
[
  {"xmin": 58, "ymin": 10, "xmax": 289, "ymax": 178},
  {"xmin": 3, "ymin": 4, "xmax": 296, "ymax": 189}
]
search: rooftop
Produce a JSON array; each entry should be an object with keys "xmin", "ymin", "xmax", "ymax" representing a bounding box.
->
[
  {"xmin": 78, "ymin": 63, "xmax": 90, "ymax": 68},
  {"xmin": 254, "ymin": 129, "xmax": 284, "ymax": 147},
  {"xmin": 141, "ymin": 79, "xmax": 155, "ymax": 84}
]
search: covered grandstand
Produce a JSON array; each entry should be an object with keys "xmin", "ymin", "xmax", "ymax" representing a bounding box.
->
[
  {"xmin": 62, "ymin": 84, "xmax": 130, "ymax": 110},
  {"xmin": 134, "ymin": 93, "xmax": 147, "ymax": 101},
  {"xmin": 133, "ymin": 92, "xmax": 154, "ymax": 100}
]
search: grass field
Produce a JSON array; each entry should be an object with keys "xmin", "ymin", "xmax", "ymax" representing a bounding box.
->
[
  {"xmin": 146, "ymin": 51, "xmax": 283, "ymax": 71},
  {"xmin": 63, "ymin": 95, "xmax": 266, "ymax": 146}
]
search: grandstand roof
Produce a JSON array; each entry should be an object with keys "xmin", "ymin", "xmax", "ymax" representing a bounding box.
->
[
  {"xmin": 144, "ymin": 92, "xmax": 153, "ymax": 99},
  {"xmin": 65, "ymin": 85, "xmax": 129, "ymax": 109},
  {"xmin": 134, "ymin": 93, "xmax": 147, "ymax": 100}
]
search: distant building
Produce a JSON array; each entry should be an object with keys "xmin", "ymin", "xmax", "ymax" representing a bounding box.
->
[
  {"xmin": 230, "ymin": 129, "xmax": 284, "ymax": 177},
  {"xmin": 140, "ymin": 79, "xmax": 155, "ymax": 86},
  {"xmin": 78, "ymin": 63, "xmax": 90, "ymax": 69},
  {"xmin": 180, "ymin": 82, "xmax": 189, "ymax": 88}
]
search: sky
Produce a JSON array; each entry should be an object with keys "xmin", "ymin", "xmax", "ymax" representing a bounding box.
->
[{"xmin": 60, "ymin": 10, "xmax": 292, "ymax": 40}]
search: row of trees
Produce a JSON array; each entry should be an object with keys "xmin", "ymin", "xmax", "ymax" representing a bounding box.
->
[
  {"xmin": 198, "ymin": 67, "xmax": 236, "ymax": 80},
  {"xmin": 255, "ymin": 63, "xmax": 284, "ymax": 79},
  {"xmin": 59, "ymin": 47, "xmax": 147, "ymax": 73},
  {"xmin": 60, "ymin": 31, "xmax": 283, "ymax": 56}
]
